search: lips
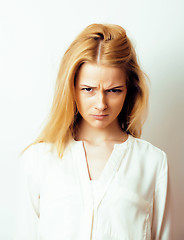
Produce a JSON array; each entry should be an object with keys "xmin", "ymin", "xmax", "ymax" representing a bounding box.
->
[{"xmin": 91, "ymin": 114, "xmax": 108, "ymax": 120}]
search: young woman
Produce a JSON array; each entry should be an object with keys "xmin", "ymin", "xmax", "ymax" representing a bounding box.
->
[{"xmin": 15, "ymin": 24, "xmax": 171, "ymax": 240}]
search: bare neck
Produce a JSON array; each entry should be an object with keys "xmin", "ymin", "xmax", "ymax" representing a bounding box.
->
[{"xmin": 75, "ymin": 119, "xmax": 128, "ymax": 145}]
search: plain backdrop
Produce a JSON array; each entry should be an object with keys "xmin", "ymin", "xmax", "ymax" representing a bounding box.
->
[{"xmin": 0, "ymin": 0, "xmax": 183, "ymax": 239}]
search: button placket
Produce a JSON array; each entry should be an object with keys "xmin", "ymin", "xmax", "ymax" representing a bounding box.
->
[
  {"xmin": 72, "ymin": 141, "xmax": 95, "ymax": 240},
  {"xmin": 78, "ymin": 199, "xmax": 94, "ymax": 240},
  {"xmin": 71, "ymin": 137, "xmax": 131, "ymax": 240},
  {"xmin": 91, "ymin": 204, "xmax": 98, "ymax": 240}
]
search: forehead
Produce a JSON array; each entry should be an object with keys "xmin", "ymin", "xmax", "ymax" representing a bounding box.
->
[{"xmin": 76, "ymin": 63, "xmax": 126, "ymax": 87}]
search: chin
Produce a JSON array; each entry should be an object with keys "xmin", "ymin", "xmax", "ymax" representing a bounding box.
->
[{"xmin": 90, "ymin": 121, "xmax": 111, "ymax": 129}]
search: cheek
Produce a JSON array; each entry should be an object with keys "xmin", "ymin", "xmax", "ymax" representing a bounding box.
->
[
  {"xmin": 75, "ymin": 93, "xmax": 82, "ymax": 113},
  {"xmin": 109, "ymin": 95, "xmax": 126, "ymax": 110},
  {"xmin": 75, "ymin": 94, "xmax": 89, "ymax": 113}
]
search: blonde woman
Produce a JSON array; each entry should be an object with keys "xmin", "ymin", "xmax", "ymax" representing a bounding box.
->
[{"xmin": 15, "ymin": 24, "xmax": 171, "ymax": 240}]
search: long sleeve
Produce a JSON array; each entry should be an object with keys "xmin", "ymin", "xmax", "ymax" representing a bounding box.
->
[
  {"xmin": 151, "ymin": 151, "xmax": 172, "ymax": 240},
  {"xmin": 14, "ymin": 146, "xmax": 40, "ymax": 240}
]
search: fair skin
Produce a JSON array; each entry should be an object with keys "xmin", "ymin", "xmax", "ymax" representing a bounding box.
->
[{"xmin": 75, "ymin": 62, "xmax": 128, "ymax": 180}]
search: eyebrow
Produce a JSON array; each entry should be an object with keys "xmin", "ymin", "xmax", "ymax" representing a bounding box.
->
[
  {"xmin": 106, "ymin": 85, "xmax": 125, "ymax": 90},
  {"xmin": 80, "ymin": 84, "xmax": 125, "ymax": 89}
]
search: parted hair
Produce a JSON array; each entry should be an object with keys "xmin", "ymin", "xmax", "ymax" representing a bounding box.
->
[{"xmin": 26, "ymin": 23, "xmax": 149, "ymax": 158}]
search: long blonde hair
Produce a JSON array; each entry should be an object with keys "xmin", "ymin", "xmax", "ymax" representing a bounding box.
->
[{"xmin": 26, "ymin": 23, "xmax": 149, "ymax": 158}]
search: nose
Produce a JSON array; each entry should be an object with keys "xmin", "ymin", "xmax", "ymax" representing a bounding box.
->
[{"xmin": 94, "ymin": 91, "xmax": 107, "ymax": 111}]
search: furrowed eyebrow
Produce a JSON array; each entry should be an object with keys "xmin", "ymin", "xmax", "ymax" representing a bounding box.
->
[
  {"xmin": 79, "ymin": 85, "xmax": 125, "ymax": 90},
  {"xmin": 80, "ymin": 85, "xmax": 124, "ymax": 88},
  {"xmin": 80, "ymin": 85, "xmax": 96, "ymax": 88},
  {"xmin": 106, "ymin": 85, "xmax": 124, "ymax": 90}
]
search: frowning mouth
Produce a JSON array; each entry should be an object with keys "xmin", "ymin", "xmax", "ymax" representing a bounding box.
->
[{"xmin": 91, "ymin": 114, "xmax": 108, "ymax": 120}]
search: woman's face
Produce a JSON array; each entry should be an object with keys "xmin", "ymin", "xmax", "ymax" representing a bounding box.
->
[{"xmin": 75, "ymin": 63, "xmax": 127, "ymax": 130}]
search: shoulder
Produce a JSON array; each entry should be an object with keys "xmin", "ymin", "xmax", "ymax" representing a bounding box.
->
[
  {"xmin": 23, "ymin": 142, "xmax": 55, "ymax": 155},
  {"xmin": 130, "ymin": 135, "xmax": 166, "ymax": 157},
  {"xmin": 19, "ymin": 143, "xmax": 57, "ymax": 172},
  {"xmin": 129, "ymin": 135, "xmax": 168, "ymax": 175}
]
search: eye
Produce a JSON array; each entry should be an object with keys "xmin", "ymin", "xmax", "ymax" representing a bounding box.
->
[
  {"xmin": 82, "ymin": 87, "xmax": 93, "ymax": 92},
  {"xmin": 107, "ymin": 89, "xmax": 122, "ymax": 93}
]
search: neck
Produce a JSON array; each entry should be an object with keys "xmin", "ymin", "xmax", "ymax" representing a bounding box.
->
[{"xmin": 75, "ymin": 119, "xmax": 127, "ymax": 145}]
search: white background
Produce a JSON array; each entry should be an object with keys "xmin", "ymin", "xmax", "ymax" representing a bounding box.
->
[{"xmin": 0, "ymin": 0, "xmax": 183, "ymax": 239}]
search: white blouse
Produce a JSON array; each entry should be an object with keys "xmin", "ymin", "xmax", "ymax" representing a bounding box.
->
[{"xmin": 14, "ymin": 135, "xmax": 171, "ymax": 240}]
